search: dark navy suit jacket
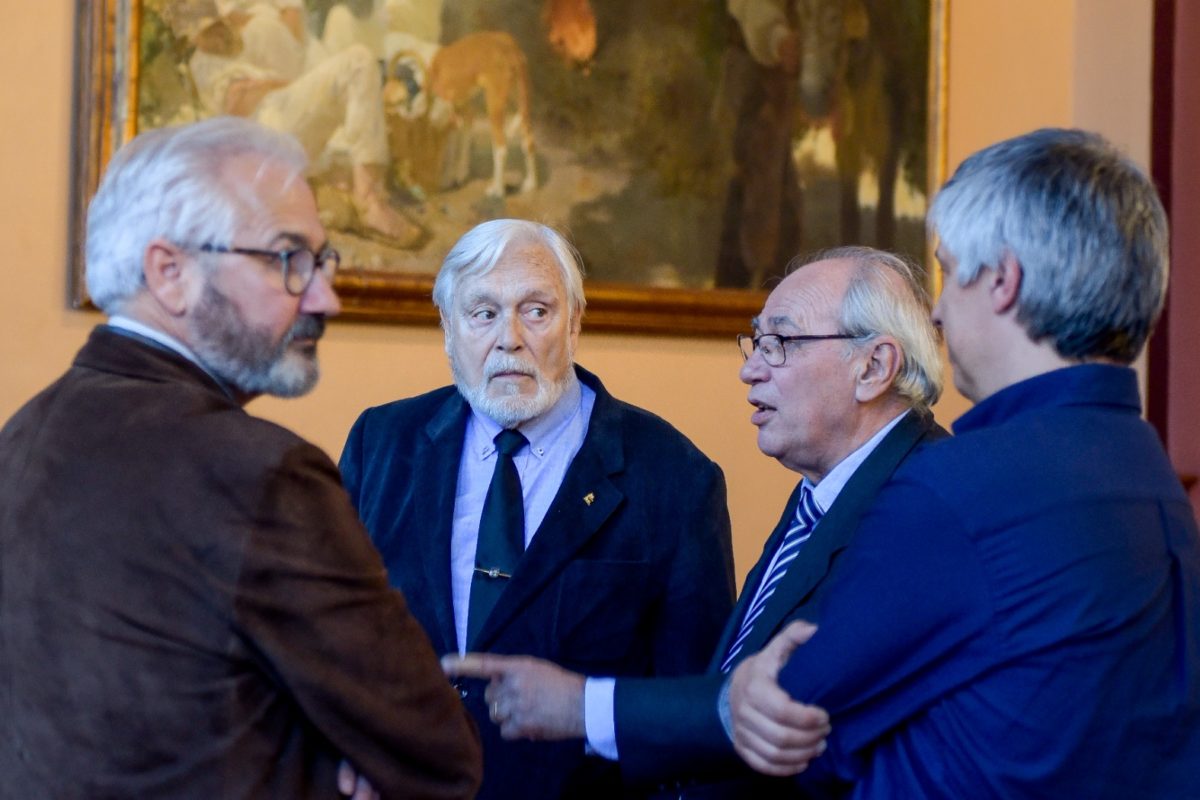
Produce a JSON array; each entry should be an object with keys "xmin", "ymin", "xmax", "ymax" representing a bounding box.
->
[
  {"xmin": 780, "ymin": 365, "xmax": 1200, "ymax": 798},
  {"xmin": 613, "ymin": 409, "xmax": 946, "ymax": 797},
  {"xmin": 339, "ymin": 366, "xmax": 736, "ymax": 800}
]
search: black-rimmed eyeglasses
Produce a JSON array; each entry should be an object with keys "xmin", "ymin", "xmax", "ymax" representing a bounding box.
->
[
  {"xmin": 197, "ymin": 244, "xmax": 340, "ymax": 296},
  {"xmin": 737, "ymin": 332, "xmax": 856, "ymax": 367}
]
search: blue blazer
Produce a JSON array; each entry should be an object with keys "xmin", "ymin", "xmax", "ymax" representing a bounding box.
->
[
  {"xmin": 340, "ymin": 366, "xmax": 736, "ymax": 800},
  {"xmin": 780, "ymin": 366, "xmax": 1200, "ymax": 798},
  {"xmin": 612, "ymin": 410, "xmax": 946, "ymax": 797}
]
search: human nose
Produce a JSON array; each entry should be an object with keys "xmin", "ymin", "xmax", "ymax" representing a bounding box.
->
[
  {"xmin": 740, "ymin": 348, "xmax": 768, "ymax": 385},
  {"xmin": 494, "ymin": 311, "xmax": 524, "ymax": 351},
  {"xmin": 299, "ymin": 269, "xmax": 341, "ymax": 317}
]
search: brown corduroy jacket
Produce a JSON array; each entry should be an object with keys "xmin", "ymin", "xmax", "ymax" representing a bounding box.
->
[{"xmin": 0, "ymin": 326, "xmax": 481, "ymax": 799}]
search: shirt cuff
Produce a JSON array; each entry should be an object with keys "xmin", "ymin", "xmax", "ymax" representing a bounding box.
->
[
  {"xmin": 583, "ymin": 677, "xmax": 619, "ymax": 760},
  {"xmin": 717, "ymin": 676, "xmax": 735, "ymax": 743}
]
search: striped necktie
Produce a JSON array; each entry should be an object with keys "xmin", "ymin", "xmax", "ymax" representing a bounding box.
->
[{"xmin": 720, "ymin": 484, "xmax": 823, "ymax": 673}]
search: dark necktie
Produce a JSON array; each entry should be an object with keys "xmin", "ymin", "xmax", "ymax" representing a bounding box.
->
[
  {"xmin": 467, "ymin": 429, "xmax": 529, "ymax": 648},
  {"xmin": 720, "ymin": 484, "xmax": 823, "ymax": 672}
]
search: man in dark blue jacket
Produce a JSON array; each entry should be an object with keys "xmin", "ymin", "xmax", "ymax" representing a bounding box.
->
[
  {"xmin": 731, "ymin": 128, "xmax": 1200, "ymax": 799},
  {"xmin": 339, "ymin": 218, "xmax": 736, "ymax": 800}
]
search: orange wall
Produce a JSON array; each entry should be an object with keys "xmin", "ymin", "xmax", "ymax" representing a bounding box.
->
[{"xmin": 0, "ymin": 0, "xmax": 1152, "ymax": 587}]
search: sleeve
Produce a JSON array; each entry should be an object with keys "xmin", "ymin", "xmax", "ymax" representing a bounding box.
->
[
  {"xmin": 776, "ymin": 478, "xmax": 994, "ymax": 783},
  {"xmin": 614, "ymin": 673, "xmax": 741, "ymax": 784},
  {"xmin": 232, "ymin": 441, "xmax": 482, "ymax": 799}
]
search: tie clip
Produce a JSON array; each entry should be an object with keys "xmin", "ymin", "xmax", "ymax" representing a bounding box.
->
[{"xmin": 474, "ymin": 566, "xmax": 512, "ymax": 579}]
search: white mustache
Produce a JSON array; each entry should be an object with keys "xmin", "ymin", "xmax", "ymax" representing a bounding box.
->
[{"xmin": 485, "ymin": 356, "xmax": 537, "ymax": 380}]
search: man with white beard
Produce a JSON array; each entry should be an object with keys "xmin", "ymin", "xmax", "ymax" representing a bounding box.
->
[{"xmin": 339, "ymin": 218, "xmax": 737, "ymax": 800}]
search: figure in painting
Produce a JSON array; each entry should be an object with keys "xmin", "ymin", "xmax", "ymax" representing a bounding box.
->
[
  {"xmin": 715, "ymin": 0, "xmax": 929, "ymax": 289},
  {"xmin": 160, "ymin": 0, "xmax": 423, "ymax": 247},
  {"xmin": 714, "ymin": 0, "xmax": 806, "ymax": 290}
]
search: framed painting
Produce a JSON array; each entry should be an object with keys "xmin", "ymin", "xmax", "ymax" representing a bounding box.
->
[{"xmin": 69, "ymin": 0, "xmax": 947, "ymax": 336}]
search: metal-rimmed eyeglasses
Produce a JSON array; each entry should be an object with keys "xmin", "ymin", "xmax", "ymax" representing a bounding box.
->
[
  {"xmin": 197, "ymin": 243, "xmax": 341, "ymax": 296},
  {"xmin": 737, "ymin": 332, "xmax": 856, "ymax": 367}
]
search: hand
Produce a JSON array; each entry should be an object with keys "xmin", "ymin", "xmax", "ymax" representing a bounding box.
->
[
  {"xmin": 442, "ymin": 653, "xmax": 586, "ymax": 741},
  {"xmin": 337, "ymin": 760, "xmax": 379, "ymax": 800},
  {"xmin": 728, "ymin": 621, "xmax": 831, "ymax": 776}
]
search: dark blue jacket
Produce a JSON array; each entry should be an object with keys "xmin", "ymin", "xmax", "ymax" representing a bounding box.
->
[
  {"xmin": 340, "ymin": 365, "xmax": 736, "ymax": 800},
  {"xmin": 783, "ymin": 365, "xmax": 1200, "ymax": 798}
]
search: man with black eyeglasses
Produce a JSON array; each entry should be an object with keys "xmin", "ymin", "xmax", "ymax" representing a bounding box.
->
[
  {"xmin": 440, "ymin": 245, "xmax": 947, "ymax": 798},
  {"xmin": 0, "ymin": 117, "xmax": 480, "ymax": 798},
  {"xmin": 728, "ymin": 129, "xmax": 1200, "ymax": 799}
]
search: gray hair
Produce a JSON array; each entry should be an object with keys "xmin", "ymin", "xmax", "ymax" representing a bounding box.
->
[
  {"xmin": 432, "ymin": 219, "xmax": 587, "ymax": 321},
  {"xmin": 927, "ymin": 127, "xmax": 1169, "ymax": 363},
  {"xmin": 790, "ymin": 246, "xmax": 944, "ymax": 410},
  {"xmin": 85, "ymin": 116, "xmax": 308, "ymax": 313}
]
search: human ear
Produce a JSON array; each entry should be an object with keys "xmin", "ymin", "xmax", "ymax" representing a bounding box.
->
[
  {"xmin": 566, "ymin": 310, "xmax": 582, "ymax": 355},
  {"xmin": 142, "ymin": 239, "xmax": 193, "ymax": 317},
  {"xmin": 990, "ymin": 253, "xmax": 1023, "ymax": 314},
  {"xmin": 440, "ymin": 313, "xmax": 455, "ymax": 356},
  {"xmin": 854, "ymin": 337, "xmax": 901, "ymax": 403}
]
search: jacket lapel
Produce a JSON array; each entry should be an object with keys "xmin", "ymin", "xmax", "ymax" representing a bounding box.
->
[
  {"xmin": 707, "ymin": 485, "xmax": 803, "ymax": 671},
  {"xmin": 408, "ymin": 393, "xmax": 469, "ymax": 654},
  {"xmin": 722, "ymin": 412, "xmax": 944, "ymax": 667},
  {"xmin": 470, "ymin": 367, "xmax": 625, "ymax": 650}
]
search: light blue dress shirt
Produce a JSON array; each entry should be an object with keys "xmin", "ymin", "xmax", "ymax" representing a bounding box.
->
[{"xmin": 450, "ymin": 374, "xmax": 596, "ymax": 654}]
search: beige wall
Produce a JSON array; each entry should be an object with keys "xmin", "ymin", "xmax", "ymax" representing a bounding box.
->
[{"xmin": 0, "ymin": 0, "xmax": 1152, "ymax": 586}]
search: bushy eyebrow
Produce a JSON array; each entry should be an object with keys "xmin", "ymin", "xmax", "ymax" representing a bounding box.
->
[
  {"xmin": 460, "ymin": 287, "xmax": 559, "ymax": 308},
  {"xmin": 753, "ymin": 314, "xmax": 798, "ymax": 333},
  {"xmin": 269, "ymin": 231, "xmax": 321, "ymax": 251}
]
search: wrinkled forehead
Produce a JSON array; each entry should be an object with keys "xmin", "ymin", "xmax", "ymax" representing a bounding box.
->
[
  {"xmin": 462, "ymin": 241, "xmax": 566, "ymax": 295},
  {"xmin": 755, "ymin": 269, "xmax": 845, "ymax": 333}
]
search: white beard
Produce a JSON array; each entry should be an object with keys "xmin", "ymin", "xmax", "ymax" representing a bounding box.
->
[{"xmin": 450, "ymin": 351, "xmax": 575, "ymax": 428}]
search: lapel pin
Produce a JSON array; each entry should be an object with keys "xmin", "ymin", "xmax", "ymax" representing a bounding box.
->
[{"xmin": 583, "ymin": 492, "xmax": 595, "ymax": 506}]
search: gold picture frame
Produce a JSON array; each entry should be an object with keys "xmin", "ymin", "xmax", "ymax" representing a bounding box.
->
[{"xmin": 69, "ymin": 0, "xmax": 947, "ymax": 336}]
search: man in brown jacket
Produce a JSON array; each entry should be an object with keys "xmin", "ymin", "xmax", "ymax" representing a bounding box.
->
[{"xmin": 0, "ymin": 117, "xmax": 480, "ymax": 798}]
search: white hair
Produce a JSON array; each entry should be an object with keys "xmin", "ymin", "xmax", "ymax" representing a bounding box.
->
[
  {"xmin": 928, "ymin": 128, "xmax": 1169, "ymax": 363},
  {"xmin": 791, "ymin": 246, "xmax": 944, "ymax": 410},
  {"xmin": 432, "ymin": 219, "xmax": 587, "ymax": 322},
  {"xmin": 85, "ymin": 116, "xmax": 308, "ymax": 313}
]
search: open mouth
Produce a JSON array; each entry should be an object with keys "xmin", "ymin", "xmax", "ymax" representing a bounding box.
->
[{"xmin": 749, "ymin": 397, "xmax": 776, "ymax": 425}]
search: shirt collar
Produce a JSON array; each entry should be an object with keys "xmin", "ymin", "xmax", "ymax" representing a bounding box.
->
[
  {"xmin": 809, "ymin": 409, "xmax": 910, "ymax": 513},
  {"xmin": 108, "ymin": 315, "xmax": 202, "ymax": 365},
  {"xmin": 469, "ymin": 370, "xmax": 583, "ymax": 460},
  {"xmin": 107, "ymin": 315, "xmax": 237, "ymax": 398},
  {"xmin": 953, "ymin": 364, "xmax": 1141, "ymax": 435}
]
